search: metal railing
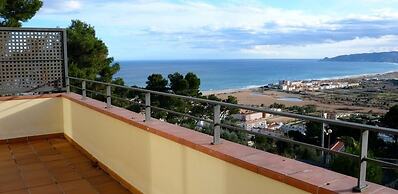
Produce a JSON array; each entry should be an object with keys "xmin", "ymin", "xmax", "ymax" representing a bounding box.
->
[{"xmin": 67, "ymin": 76, "xmax": 398, "ymax": 192}]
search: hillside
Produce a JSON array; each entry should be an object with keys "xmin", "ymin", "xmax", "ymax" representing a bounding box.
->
[{"xmin": 322, "ymin": 51, "xmax": 398, "ymax": 63}]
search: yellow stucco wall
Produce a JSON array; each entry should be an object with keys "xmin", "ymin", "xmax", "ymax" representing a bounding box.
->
[
  {"xmin": 0, "ymin": 97, "xmax": 63, "ymax": 140},
  {"xmin": 62, "ymin": 98, "xmax": 309, "ymax": 194}
]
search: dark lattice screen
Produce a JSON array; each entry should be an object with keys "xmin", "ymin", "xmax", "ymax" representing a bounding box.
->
[{"xmin": 0, "ymin": 28, "xmax": 67, "ymax": 95}]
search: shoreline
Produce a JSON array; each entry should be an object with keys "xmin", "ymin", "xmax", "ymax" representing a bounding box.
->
[
  {"xmin": 212, "ymin": 71, "xmax": 398, "ymax": 114},
  {"xmin": 202, "ymin": 70, "xmax": 398, "ymax": 96}
]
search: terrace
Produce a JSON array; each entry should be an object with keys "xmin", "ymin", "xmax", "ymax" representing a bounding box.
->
[
  {"xmin": 0, "ymin": 133, "xmax": 130, "ymax": 194},
  {"xmin": 1, "ymin": 27, "xmax": 398, "ymax": 194}
]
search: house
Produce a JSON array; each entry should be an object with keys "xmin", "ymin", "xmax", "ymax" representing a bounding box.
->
[
  {"xmin": 232, "ymin": 111, "xmax": 268, "ymax": 130},
  {"xmin": 330, "ymin": 141, "xmax": 345, "ymax": 152}
]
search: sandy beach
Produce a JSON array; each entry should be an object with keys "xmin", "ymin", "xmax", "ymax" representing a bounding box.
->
[{"xmin": 206, "ymin": 71, "xmax": 398, "ymax": 114}]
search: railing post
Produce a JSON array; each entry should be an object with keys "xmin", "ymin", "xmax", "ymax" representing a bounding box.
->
[
  {"xmin": 82, "ymin": 80, "xmax": 86, "ymax": 100},
  {"xmin": 106, "ymin": 85, "xmax": 111, "ymax": 108},
  {"xmin": 321, "ymin": 112, "xmax": 327, "ymax": 164},
  {"xmin": 353, "ymin": 129, "xmax": 369, "ymax": 192},
  {"xmin": 66, "ymin": 77, "xmax": 70, "ymax": 93},
  {"xmin": 145, "ymin": 93, "xmax": 151, "ymax": 122},
  {"xmin": 212, "ymin": 104, "xmax": 221, "ymax": 145}
]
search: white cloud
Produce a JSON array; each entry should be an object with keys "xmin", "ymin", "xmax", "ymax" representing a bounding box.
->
[
  {"xmin": 36, "ymin": 1, "xmax": 398, "ymax": 35},
  {"xmin": 31, "ymin": 1, "xmax": 398, "ymax": 59},
  {"xmin": 41, "ymin": 0, "xmax": 82, "ymax": 14},
  {"xmin": 242, "ymin": 35, "xmax": 398, "ymax": 58},
  {"xmin": 66, "ymin": 0, "xmax": 81, "ymax": 10},
  {"xmin": 37, "ymin": 1, "xmax": 337, "ymax": 33}
]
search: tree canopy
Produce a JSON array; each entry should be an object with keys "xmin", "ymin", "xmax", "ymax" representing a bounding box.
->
[
  {"xmin": 146, "ymin": 74, "xmax": 169, "ymax": 92},
  {"xmin": 67, "ymin": 20, "xmax": 120, "ymax": 82},
  {"xmin": 0, "ymin": 0, "xmax": 42, "ymax": 27},
  {"xmin": 0, "ymin": 0, "xmax": 4, "ymax": 10},
  {"xmin": 383, "ymin": 104, "xmax": 398, "ymax": 129},
  {"xmin": 168, "ymin": 72, "xmax": 201, "ymax": 96},
  {"xmin": 143, "ymin": 72, "xmax": 241, "ymax": 126}
]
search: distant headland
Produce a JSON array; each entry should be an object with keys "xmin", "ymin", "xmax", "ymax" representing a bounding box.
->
[{"xmin": 322, "ymin": 51, "xmax": 398, "ymax": 63}]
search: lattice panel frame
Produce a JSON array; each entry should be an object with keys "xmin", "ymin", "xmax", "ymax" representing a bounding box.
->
[{"xmin": 0, "ymin": 28, "xmax": 67, "ymax": 95}]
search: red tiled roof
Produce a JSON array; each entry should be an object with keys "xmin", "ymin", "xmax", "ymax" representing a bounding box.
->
[{"xmin": 330, "ymin": 141, "xmax": 345, "ymax": 152}]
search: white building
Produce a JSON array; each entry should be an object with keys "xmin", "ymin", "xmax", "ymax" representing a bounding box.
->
[
  {"xmin": 279, "ymin": 79, "xmax": 360, "ymax": 92},
  {"xmin": 280, "ymin": 124, "xmax": 306, "ymax": 135},
  {"xmin": 232, "ymin": 112, "xmax": 268, "ymax": 131}
]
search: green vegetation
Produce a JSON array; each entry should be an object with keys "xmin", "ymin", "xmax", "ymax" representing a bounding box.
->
[
  {"xmin": 306, "ymin": 79, "xmax": 398, "ymax": 110},
  {"xmin": 168, "ymin": 72, "xmax": 201, "ymax": 96},
  {"xmin": 383, "ymin": 104, "xmax": 398, "ymax": 129},
  {"xmin": 261, "ymin": 103, "xmax": 395, "ymax": 186},
  {"xmin": 379, "ymin": 105, "xmax": 398, "ymax": 158},
  {"xmin": 326, "ymin": 109, "xmax": 397, "ymax": 185},
  {"xmin": 278, "ymin": 105, "xmax": 398, "ymax": 185},
  {"xmin": 270, "ymin": 103, "xmax": 317, "ymax": 114},
  {"xmin": 67, "ymin": 20, "xmax": 121, "ymax": 83},
  {"xmin": 142, "ymin": 73, "xmax": 239, "ymax": 125},
  {"xmin": 0, "ymin": 0, "xmax": 42, "ymax": 27},
  {"xmin": 288, "ymin": 104, "xmax": 317, "ymax": 114},
  {"xmin": 0, "ymin": 0, "xmax": 4, "ymax": 10},
  {"xmin": 269, "ymin": 103, "xmax": 285, "ymax": 109},
  {"xmin": 330, "ymin": 137, "xmax": 383, "ymax": 183}
]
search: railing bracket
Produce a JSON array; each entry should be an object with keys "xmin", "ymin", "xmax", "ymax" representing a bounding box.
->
[{"xmin": 352, "ymin": 184, "xmax": 368, "ymax": 193}]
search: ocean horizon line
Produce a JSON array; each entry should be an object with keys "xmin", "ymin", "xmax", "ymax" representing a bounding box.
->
[
  {"xmin": 116, "ymin": 58, "xmax": 323, "ymax": 62},
  {"xmin": 117, "ymin": 59, "xmax": 398, "ymax": 64}
]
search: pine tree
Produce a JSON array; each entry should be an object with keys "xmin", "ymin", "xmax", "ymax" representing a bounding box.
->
[
  {"xmin": 67, "ymin": 20, "xmax": 120, "ymax": 82},
  {"xmin": 0, "ymin": 0, "xmax": 42, "ymax": 27}
]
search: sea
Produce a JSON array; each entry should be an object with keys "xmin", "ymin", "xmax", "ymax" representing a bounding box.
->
[{"xmin": 115, "ymin": 59, "xmax": 398, "ymax": 92}]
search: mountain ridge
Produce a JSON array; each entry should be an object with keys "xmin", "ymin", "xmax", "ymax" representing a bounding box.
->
[{"xmin": 322, "ymin": 51, "xmax": 398, "ymax": 63}]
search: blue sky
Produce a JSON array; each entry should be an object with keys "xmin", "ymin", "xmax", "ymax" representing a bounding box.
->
[{"xmin": 26, "ymin": 0, "xmax": 398, "ymax": 60}]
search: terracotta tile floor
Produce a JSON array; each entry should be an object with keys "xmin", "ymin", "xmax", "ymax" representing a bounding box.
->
[{"xmin": 0, "ymin": 137, "xmax": 132, "ymax": 194}]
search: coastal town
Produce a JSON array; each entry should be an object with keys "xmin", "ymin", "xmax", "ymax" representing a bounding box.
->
[
  {"xmin": 214, "ymin": 72, "xmax": 398, "ymax": 112},
  {"xmin": 278, "ymin": 79, "xmax": 360, "ymax": 92},
  {"xmin": 211, "ymin": 71, "xmax": 398, "ymax": 151}
]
